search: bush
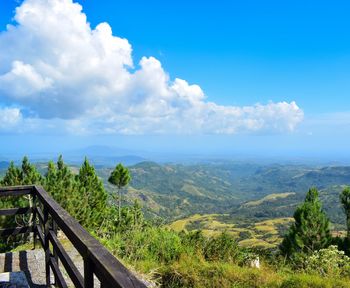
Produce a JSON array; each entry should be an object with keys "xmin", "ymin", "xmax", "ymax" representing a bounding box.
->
[
  {"xmin": 117, "ymin": 227, "xmax": 183, "ymax": 263},
  {"xmin": 304, "ymin": 245, "xmax": 350, "ymax": 277},
  {"xmin": 204, "ymin": 232, "xmax": 241, "ymax": 263}
]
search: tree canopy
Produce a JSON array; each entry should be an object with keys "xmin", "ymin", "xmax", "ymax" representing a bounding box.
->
[{"xmin": 280, "ymin": 187, "xmax": 331, "ymax": 256}]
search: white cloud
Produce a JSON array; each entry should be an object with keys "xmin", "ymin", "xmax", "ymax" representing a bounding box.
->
[
  {"xmin": 0, "ymin": 107, "xmax": 22, "ymax": 129},
  {"xmin": 0, "ymin": 0, "xmax": 304, "ymax": 134}
]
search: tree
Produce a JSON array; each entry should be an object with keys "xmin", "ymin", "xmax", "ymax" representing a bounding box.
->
[
  {"xmin": 45, "ymin": 156, "xmax": 76, "ymax": 211},
  {"xmin": 340, "ymin": 187, "xmax": 350, "ymax": 241},
  {"xmin": 280, "ymin": 187, "xmax": 331, "ymax": 256},
  {"xmin": 1, "ymin": 162, "xmax": 22, "ymax": 186},
  {"xmin": 75, "ymin": 158, "xmax": 108, "ymax": 229},
  {"xmin": 0, "ymin": 157, "xmax": 42, "ymax": 251},
  {"xmin": 20, "ymin": 156, "xmax": 43, "ymax": 185},
  {"xmin": 108, "ymin": 163, "xmax": 131, "ymax": 222}
]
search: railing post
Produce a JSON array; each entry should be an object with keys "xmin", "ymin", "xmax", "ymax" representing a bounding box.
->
[
  {"xmin": 53, "ymin": 221, "xmax": 59, "ymax": 264},
  {"xmin": 32, "ymin": 192, "xmax": 37, "ymax": 249},
  {"xmin": 84, "ymin": 257, "xmax": 94, "ymax": 288},
  {"xmin": 43, "ymin": 206, "xmax": 51, "ymax": 287}
]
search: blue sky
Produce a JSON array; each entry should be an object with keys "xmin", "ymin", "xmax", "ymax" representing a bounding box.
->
[{"xmin": 0, "ymin": 0, "xmax": 350, "ymax": 160}]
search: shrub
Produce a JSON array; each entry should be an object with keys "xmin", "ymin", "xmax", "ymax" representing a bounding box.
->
[
  {"xmin": 304, "ymin": 245, "xmax": 350, "ymax": 277},
  {"xmin": 204, "ymin": 232, "xmax": 241, "ymax": 263}
]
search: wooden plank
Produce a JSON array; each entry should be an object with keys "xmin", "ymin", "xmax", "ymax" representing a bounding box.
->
[
  {"xmin": 36, "ymin": 206, "xmax": 45, "ymax": 226},
  {"xmin": 32, "ymin": 193, "xmax": 37, "ymax": 249},
  {"xmin": 34, "ymin": 185, "xmax": 98, "ymax": 256},
  {"xmin": 91, "ymin": 246, "xmax": 146, "ymax": 288},
  {"xmin": 44, "ymin": 206, "xmax": 50, "ymax": 287},
  {"xmin": 0, "ymin": 185, "xmax": 34, "ymax": 192},
  {"xmin": 36, "ymin": 225, "xmax": 45, "ymax": 248},
  {"xmin": 0, "ymin": 189, "xmax": 32, "ymax": 197},
  {"xmin": 48, "ymin": 230, "xmax": 84, "ymax": 288},
  {"xmin": 84, "ymin": 257, "xmax": 94, "ymax": 288},
  {"xmin": 0, "ymin": 207, "xmax": 32, "ymax": 216},
  {"xmin": 50, "ymin": 256, "xmax": 68, "ymax": 288},
  {"xmin": 0, "ymin": 185, "xmax": 146, "ymax": 288},
  {"xmin": 0, "ymin": 226, "xmax": 33, "ymax": 237},
  {"xmin": 33, "ymin": 185, "xmax": 146, "ymax": 288}
]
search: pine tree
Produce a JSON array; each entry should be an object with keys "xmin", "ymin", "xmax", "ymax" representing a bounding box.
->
[
  {"xmin": 75, "ymin": 158, "xmax": 108, "ymax": 229},
  {"xmin": 280, "ymin": 187, "xmax": 331, "ymax": 256},
  {"xmin": 45, "ymin": 160, "xmax": 58, "ymax": 196},
  {"xmin": 1, "ymin": 162, "xmax": 22, "ymax": 186},
  {"xmin": 108, "ymin": 163, "xmax": 131, "ymax": 222},
  {"xmin": 340, "ymin": 187, "xmax": 350, "ymax": 241},
  {"xmin": 20, "ymin": 156, "xmax": 43, "ymax": 185},
  {"xmin": 0, "ymin": 157, "xmax": 42, "ymax": 250},
  {"xmin": 45, "ymin": 156, "xmax": 76, "ymax": 210}
]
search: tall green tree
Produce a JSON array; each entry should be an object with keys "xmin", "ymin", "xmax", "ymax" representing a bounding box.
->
[
  {"xmin": 20, "ymin": 156, "xmax": 43, "ymax": 185},
  {"xmin": 74, "ymin": 158, "xmax": 108, "ymax": 229},
  {"xmin": 340, "ymin": 187, "xmax": 350, "ymax": 241},
  {"xmin": 0, "ymin": 157, "xmax": 42, "ymax": 251},
  {"xmin": 45, "ymin": 155, "xmax": 76, "ymax": 210},
  {"xmin": 1, "ymin": 162, "xmax": 22, "ymax": 186},
  {"xmin": 108, "ymin": 163, "xmax": 131, "ymax": 222},
  {"xmin": 280, "ymin": 187, "xmax": 331, "ymax": 256}
]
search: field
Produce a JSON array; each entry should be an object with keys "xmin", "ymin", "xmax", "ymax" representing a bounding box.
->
[{"xmin": 169, "ymin": 213, "xmax": 294, "ymax": 248}]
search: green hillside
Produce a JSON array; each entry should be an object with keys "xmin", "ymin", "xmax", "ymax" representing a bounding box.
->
[{"xmin": 94, "ymin": 161, "xmax": 350, "ymax": 228}]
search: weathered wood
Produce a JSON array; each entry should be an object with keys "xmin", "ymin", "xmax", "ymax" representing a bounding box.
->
[
  {"xmin": 0, "ymin": 185, "xmax": 147, "ymax": 288},
  {"xmin": 32, "ymin": 193, "xmax": 37, "ymax": 249},
  {"xmin": 49, "ymin": 230, "xmax": 84, "ymax": 288},
  {"xmin": 36, "ymin": 225, "xmax": 45, "ymax": 248},
  {"xmin": 90, "ymin": 245, "xmax": 146, "ymax": 288},
  {"xmin": 50, "ymin": 256, "xmax": 68, "ymax": 288},
  {"xmin": 43, "ymin": 205, "xmax": 50, "ymax": 287},
  {"xmin": 36, "ymin": 206, "xmax": 45, "ymax": 226},
  {"xmin": 84, "ymin": 257, "xmax": 94, "ymax": 288},
  {"xmin": 0, "ymin": 189, "xmax": 32, "ymax": 197},
  {"xmin": 0, "ymin": 226, "xmax": 33, "ymax": 237},
  {"xmin": 0, "ymin": 207, "xmax": 32, "ymax": 216}
]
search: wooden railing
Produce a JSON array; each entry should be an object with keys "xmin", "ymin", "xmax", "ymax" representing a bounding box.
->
[{"xmin": 0, "ymin": 185, "xmax": 146, "ymax": 288}]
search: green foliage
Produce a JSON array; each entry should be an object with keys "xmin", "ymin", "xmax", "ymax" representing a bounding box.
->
[
  {"xmin": 108, "ymin": 163, "xmax": 131, "ymax": 221},
  {"xmin": 280, "ymin": 274, "xmax": 350, "ymax": 288},
  {"xmin": 1, "ymin": 157, "xmax": 43, "ymax": 186},
  {"xmin": 280, "ymin": 188, "xmax": 331, "ymax": 256},
  {"xmin": 73, "ymin": 158, "xmax": 108, "ymax": 229},
  {"xmin": 1, "ymin": 162, "xmax": 22, "ymax": 186},
  {"xmin": 3, "ymin": 158, "xmax": 350, "ymax": 287},
  {"xmin": 340, "ymin": 186, "xmax": 350, "ymax": 240},
  {"xmin": 108, "ymin": 163, "xmax": 131, "ymax": 189},
  {"xmin": 303, "ymin": 245, "xmax": 350, "ymax": 277},
  {"xmin": 204, "ymin": 231, "xmax": 240, "ymax": 263},
  {"xmin": 0, "ymin": 157, "xmax": 42, "ymax": 251},
  {"xmin": 20, "ymin": 156, "xmax": 43, "ymax": 185},
  {"xmin": 45, "ymin": 156, "xmax": 76, "ymax": 210}
]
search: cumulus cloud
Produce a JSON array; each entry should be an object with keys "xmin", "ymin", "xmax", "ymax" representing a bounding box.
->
[
  {"xmin": 0, "ymin": 107, "xmax": 22, "ymax": 130},
  {"xmin": 0, "ymin": 0, "xmax": 304, "ymax": 134}
]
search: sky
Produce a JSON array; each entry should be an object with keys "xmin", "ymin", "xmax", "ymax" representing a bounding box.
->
[{"xmin": 0, "ymin": 0, "xmax": 349, "ymax": 161}]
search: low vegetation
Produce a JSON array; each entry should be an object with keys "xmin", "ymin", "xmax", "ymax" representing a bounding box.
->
[
  {"xmin": 1, "ymin": 156, "xmax": 350, "ymax": 287},
  {"xmin": 169, "ymin": 214, "xmax": 293, "ymax": 248}
]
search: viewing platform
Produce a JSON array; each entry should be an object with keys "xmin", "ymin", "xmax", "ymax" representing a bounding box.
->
[{"xmin": 0, "ymin": 185, "xmax": 147, "ymax": 288}]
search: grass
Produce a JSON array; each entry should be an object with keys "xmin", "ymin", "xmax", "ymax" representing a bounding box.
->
[
  {"xmin": 243, "ymin": 193, "xmax": 296, "ymax": 207},
  {"xmin": 158, "ymin": 255, "xmax": 350, "ymax": 288},
  {"xmin": 169, "ymin": 214, "xmax": 294, "ymax": 249}
]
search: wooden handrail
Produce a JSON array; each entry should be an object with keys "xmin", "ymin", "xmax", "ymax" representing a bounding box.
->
[{"xmin": 0, "ymin": 185, "xmax": 146, "ymax": 288}]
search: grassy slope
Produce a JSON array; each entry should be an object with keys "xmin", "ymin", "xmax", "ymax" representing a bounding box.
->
[{"xmin": 169, "ymin": 213, "xmax": 294, "ymax": 249}]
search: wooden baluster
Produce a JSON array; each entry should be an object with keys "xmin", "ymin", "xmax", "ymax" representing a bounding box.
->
[
  {"xmin": 84, "ymin": 257, "xmax": 94, "ymax": 288},
  {"xmin": 53, "ymin": 221, "xmax": 59, "ymax": 265},
  {"xmin": 32, "ymin": 193, "xmax": 37, "ymax": 249},
  {"xmin": 43, "ymin": 206, "xmax": 51, "ymax": 287}
]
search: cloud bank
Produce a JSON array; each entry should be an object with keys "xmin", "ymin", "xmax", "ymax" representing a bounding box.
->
[{"xmin": 0, "ymin": 0, "xmax": 303, "ymax": 134}]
